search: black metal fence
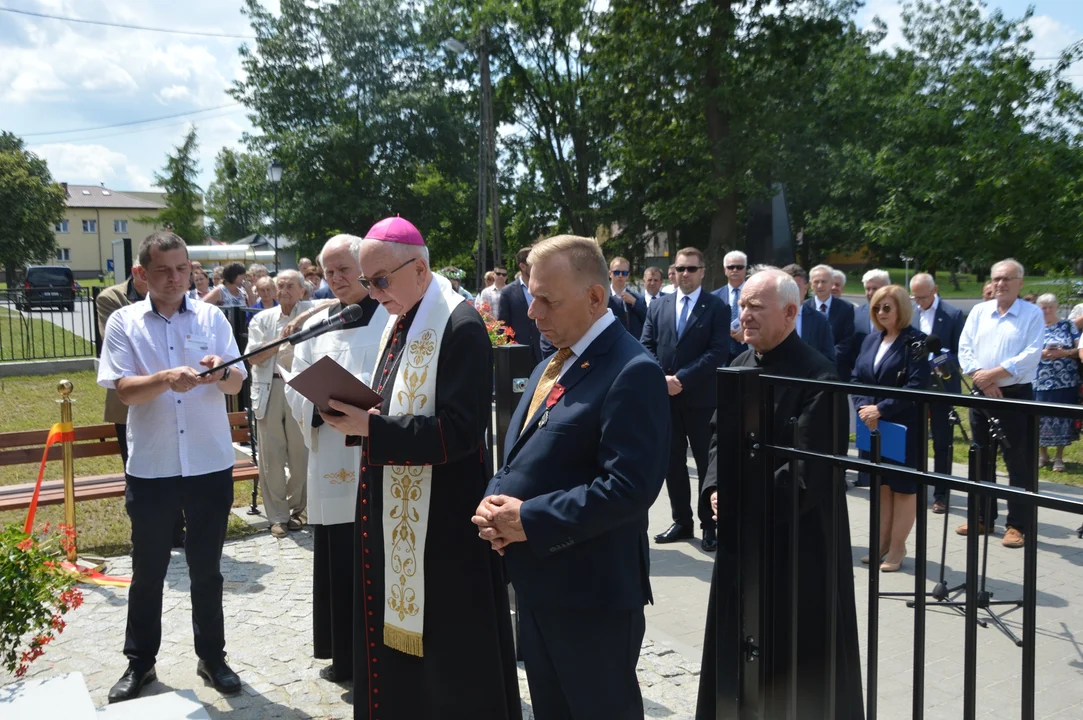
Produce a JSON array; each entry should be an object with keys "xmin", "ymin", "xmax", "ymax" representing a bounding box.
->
[
  {"xmin": 0, "ymin": 288, "xmax": 98, "ymax": 361},
  {"xmin": 718, "ymin": 367, "xmax": 1083, "ymax": 720}
]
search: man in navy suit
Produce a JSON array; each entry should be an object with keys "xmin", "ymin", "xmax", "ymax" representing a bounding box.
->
[
  {"xmin": 642, "ymin": 266, "xmax": 665, "ymax": 310},
  {"xmin": 610, "ymin": 256, "xmax": 647, "ymax": 339},
  {"xmin": 806, "ymin": 264, "xmax": 856, "ymax": 382},
  {"xmin": 712, "ymin": 250, "xmax": 748, "ymax": 358},
  {"xmin": 853, "ymin": 269, "xmax": 891, "ymax": 364},
  {"xmin": 475, "ymin": 235, "xmax": 669, "ymax": 720},
  {"xmin": 497, "ymin": 247, "xmax": 543, "ymax": 364},
  {"xmin": 782, "ymin": 264, "xmax": 836, "ymax": 363},
  {"xmin": 642, "ymin": 246, "xmax": 730, "ymax": 551},
  {"xmin": 910, "ymin": 272, "xmax": 965, "ymax": 512}
]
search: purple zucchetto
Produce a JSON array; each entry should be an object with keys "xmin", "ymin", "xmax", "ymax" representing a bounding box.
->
[{"xmin": 364, "ymin": 216, "xmax": 425, "ymax": 246}]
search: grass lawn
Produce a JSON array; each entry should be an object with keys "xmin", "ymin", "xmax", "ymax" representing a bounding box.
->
[
  {"xmin": 0, "ymin": 309, "xmax": 94, "ymax": 360},
  {"xmin": 0, "ymin": 277, "xmax": 110, "ymax": 289},
  {"xmin": 0, "ymin": 370, "xmax": 259, "ymax": 556},
  {"xmin": 850, "ymin": 403, "xmax": 1083, "ymax": 487},
  {"xmin": 843, "ymin": 267, "xmax": 1083, "ymax": 301}
]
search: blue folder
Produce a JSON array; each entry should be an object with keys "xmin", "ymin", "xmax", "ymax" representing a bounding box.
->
[{"xmin": 856, "ymin": 419, "xmax": 907, "ymax": 464}]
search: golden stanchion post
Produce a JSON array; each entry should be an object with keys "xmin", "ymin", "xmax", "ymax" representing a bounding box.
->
[
  {"xmin": 57, "ymin": 379, "xmax": 77, "ymax": 562},
  {"xmin": 56, "ymin": 379, "xmax": 106, "ymax": 571}
]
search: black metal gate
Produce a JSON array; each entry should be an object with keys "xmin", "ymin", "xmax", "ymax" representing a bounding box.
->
[{"xmin": 718, "ymin": 367, "xmax": 1083, "ymax": 720}]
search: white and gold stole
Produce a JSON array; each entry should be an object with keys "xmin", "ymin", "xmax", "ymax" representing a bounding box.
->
[{"xmin": 375, "ymin": 273, "xmax": 463, "ymax": 657}]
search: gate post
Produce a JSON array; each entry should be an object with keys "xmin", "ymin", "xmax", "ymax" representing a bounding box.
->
[
  {"xmin": 717, "ymin": 366, "xmax": 769, "ymax": 719},
  {"xmin": 493, "ymin": 344, "xmax": 535, "ymax": 661}
]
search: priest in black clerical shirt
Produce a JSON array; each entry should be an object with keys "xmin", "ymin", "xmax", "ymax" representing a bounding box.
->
[
  {"xmin": 319, "ymin": 217, "xmax": 520, "ymax": 720},
  {"xmin": 696, "ymin": 268, "xmax": 864, "ymax": 720}
]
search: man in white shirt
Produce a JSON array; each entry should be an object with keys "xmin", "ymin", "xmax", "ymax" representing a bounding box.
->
[
  {"xmin": 957, "ymin": 258, "xmax": 1043, "ymax": 548},
  {"xmin": 610, "ymin": 256, "xmax": 646, "ymax": 338},
  {"xmin": 247, "ymin": 270, "xmax": 312, "ymax": 538},
  {"xmin": 711, "ymin": 250, "xmax": 747, "ymax": 357},
  {"xmin": 642, "ymin": 267, "xmax": 664, "ymax": 310},
  {"xmin": 478, "ymin": 263, "xmax": 507, "ymax": 319},
  {"xmin": 660, "ymin": 264, "xmax": 678, "ymax": 294},
  {"xmin": 97, "ymin": 232, "xmax": 246, "ymax": 703}
]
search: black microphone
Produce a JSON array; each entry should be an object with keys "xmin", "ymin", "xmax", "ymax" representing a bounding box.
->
[{"xmin": 288, "ymin": 303, "xmax": 365, "ymax": 345}]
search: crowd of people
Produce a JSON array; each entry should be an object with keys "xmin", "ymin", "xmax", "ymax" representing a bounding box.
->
[{"xmin": 93, "ymin": 221, "xmax": 1069, "ymax": 719}]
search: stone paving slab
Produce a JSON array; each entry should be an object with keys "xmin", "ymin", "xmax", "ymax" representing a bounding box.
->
[{"xmin": 3, "ymin": 449, "xmax": 1082, "ymax": 719}]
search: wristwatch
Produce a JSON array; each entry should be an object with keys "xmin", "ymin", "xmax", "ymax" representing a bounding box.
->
[{"xmin": 219, "ymin": 366, "xmax": 232, "ymax": 382}]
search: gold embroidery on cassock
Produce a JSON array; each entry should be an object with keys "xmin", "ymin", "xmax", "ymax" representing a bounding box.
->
[
  {"xmin": 380, "ymin": 289, "xmax": 454, "ymax": 659},
  {"xmin": 324, "ymin": 468, "xmax": 355, "ymax": 485}
]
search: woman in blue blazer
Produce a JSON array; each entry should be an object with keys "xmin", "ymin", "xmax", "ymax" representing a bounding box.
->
[{"xmin": 852, "ymin": 285, "xmax": 931, "ymax": 572}]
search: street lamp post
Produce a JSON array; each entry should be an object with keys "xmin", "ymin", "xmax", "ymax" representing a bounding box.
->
[
  {"xmin": 444, "ymin": 33, "xmax": 501, "ymax": 291},
  {"xmin": 267, "ymin": 159, "xmax": 284, "ymax": 274}
]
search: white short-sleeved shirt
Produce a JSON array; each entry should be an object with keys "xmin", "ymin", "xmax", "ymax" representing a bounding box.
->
[{"xmin": 97, "ymin": 296, "xmax": 247, "ymax": 479}]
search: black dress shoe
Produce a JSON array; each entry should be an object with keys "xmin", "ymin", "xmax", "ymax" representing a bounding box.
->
[
  {"xmin": 319, "ymin": 664, "xmax": 352, "ymax": 683},
  {"xmin": 701, "ymin": 525, "xmax": 718, "ymax": 552},
  {"xmin": 197, "ymin": 659, "xmax": 243, "ymax": 695},
  {"xmin": 108, "ymin": 665, "xmax": 157, "ymax": 704},
  {"xmin": 654, "ymin": 523, "xmax": 694, "ymax": 543}
]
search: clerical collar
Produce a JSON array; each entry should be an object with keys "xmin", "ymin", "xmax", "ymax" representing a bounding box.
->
[{"xmin": 756, "ymin": 329, "xmax": 800, "ymax": 367}]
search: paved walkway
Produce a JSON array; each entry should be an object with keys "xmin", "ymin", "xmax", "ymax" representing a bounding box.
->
[{"xmin": 4, "ymin": 453, "xmax": 1083, "ymax": 718}]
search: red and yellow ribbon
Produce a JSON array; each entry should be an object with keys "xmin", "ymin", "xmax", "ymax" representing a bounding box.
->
[{"xmin": 23, "ymin": 422, "xmax": 75, "ymax": 534}]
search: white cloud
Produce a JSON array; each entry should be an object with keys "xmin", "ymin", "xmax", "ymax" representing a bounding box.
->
[
  {"xmin": 1028, "ymin": 14, "xmax": 1079, "ymax": 62},
  {"xmin": 33, "ymin": 143, "xmax": 155, "ymax": 190},
  {"xmin": 862, "ymin": 0, "xmax": 907, "ymax": 51},
  {"xmin": 158, "ymin": 85, "xmax": 193, "ymax": 102}
]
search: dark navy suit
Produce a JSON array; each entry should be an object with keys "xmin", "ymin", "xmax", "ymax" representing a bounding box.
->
[
  {"xmin": 912, "ymin": 298, "xmax": 965, "ymax": 498},
  {"xmin": 799, "ymin": 305, "xmax": 836, "ymax": 363},
  {"xmin": 612, "ymin": 289, "xmax": 647, "ymax": 340},
  {"xmin": 487, "ymin": 318, "xmax": 669, "ymax": 719},
  {"xmin": 804, "ymin": 296, "xmax": 856, "ymax": 382},
  {"xmin": 497, "ymin": 278, "xmax": 542, "ymax": 365},
  {"xmin": 712, "ymin": 283, "xmax": 747, "ymax": 357},
  {"xmin": 641, "ymin": 289, "xmax": 730, "ymax": 532},
  {"xmin": 851, "ymin": 327, "xmax": 931, "ymax": 490}
]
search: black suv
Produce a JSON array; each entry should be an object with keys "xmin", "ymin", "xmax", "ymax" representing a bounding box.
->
[{"xmin": 18, "ymin": 265, "xmax": 77, "ymax": 311}]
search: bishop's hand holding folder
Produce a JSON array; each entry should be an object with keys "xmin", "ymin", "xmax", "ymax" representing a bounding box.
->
[{"xmin": 284, "ymin": 355, "xmax": 383, "ymax": 415}]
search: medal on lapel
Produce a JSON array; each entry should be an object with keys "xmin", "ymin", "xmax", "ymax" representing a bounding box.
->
[{"xmin": 539, "ymin": 383, "xmax": 566, "ymax": 429}]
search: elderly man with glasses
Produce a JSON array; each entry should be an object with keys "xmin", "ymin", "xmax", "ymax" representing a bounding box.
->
[
  {"xmin": 283, "ymin": 234, "xmax": 389, "ymax": 682},
  {"xmin": 957, "ymin": 258, "xmax": 1043, "ymax": 549},
  {"xmin": 712, "ymin": 250, "xmax": 748, "ymax": 357}
]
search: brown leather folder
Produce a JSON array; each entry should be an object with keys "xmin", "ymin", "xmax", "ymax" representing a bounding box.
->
[{"xmin": 286, "ymin": 355, "xmax": 383, "ymax": 415}]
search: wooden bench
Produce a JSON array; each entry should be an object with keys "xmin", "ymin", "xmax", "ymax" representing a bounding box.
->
[{"xmin": 0, "ymin": 411, "xmax": 259, "ymax": 512}]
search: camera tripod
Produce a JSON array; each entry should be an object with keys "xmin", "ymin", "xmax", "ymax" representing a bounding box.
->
[{"xmin": 880, "ymin": 369, "xmax": 1025, "ymax": 647}]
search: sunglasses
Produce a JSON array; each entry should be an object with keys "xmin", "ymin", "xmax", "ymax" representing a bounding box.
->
[
  {"xmin": 873, "ymin": 304, "xmax": 895, "ymax": 314},
  {"xmin": 611, "ymin": 270, "xmax": 630, "ymax": 277},
  {"xmin": 495, "ymin": 271, "xmax": 507, "ymax": 277},
  {"xmin": 674, "ymin": 266, "xmax": 702, "ymax": 273},
  {"xmin": 359, "ymin": 257, "xmax": 416, "ymax": 291},
  {"xmin": 726, "ymin": 265, "xmax": 746, "ymax": 271}
]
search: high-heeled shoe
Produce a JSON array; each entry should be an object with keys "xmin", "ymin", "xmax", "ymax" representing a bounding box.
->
[
  {"xmin": 880, "ymin": 545, "xmax": 906, "ymax": 572},
  {"xmin": 861, "ymin": 550, "xmax": 888, "ymax": 565}
]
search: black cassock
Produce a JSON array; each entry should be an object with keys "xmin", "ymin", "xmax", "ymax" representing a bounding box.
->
[
  {"xmin": 696, "ymin": 329, "xmax": 864, "ymax": 720},
  {"xmin": 350, "ymin": 301, "xmax": 521, "ymax": 720}
]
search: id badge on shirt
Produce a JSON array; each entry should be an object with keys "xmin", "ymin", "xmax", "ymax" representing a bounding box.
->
[{"xmin": 184, "ymin": 333, "xmax": 212, "ymax": 353}]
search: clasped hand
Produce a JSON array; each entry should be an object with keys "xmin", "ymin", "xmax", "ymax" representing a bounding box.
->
[
  {"xmin": 472, "ymin": 495, "xmax": 526, "ymax": 556},
  {"xmin": 857, "ymin": 404, "xmax": 880, "ymax": 431}
]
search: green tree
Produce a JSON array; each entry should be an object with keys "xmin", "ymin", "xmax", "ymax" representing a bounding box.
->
[
  {"xmin": 594, "ymin": 0, "xmax": 869, "ymax": 286},
  {"xmin": 205, "ymin": 149, "xmax": 272, "ymax": 242},
  {"xmin": 0, "ymin": 132, "xmax": 67, "ymax": 286},
  {"xmin": 231, "ymin": 0, "xmax": 479, "ymax": 266},
  {"xmin": 154, "ymin": 128, "xmax": 205, "ymax": 244},
  {"xmin": 863, "ymin": 0, "xmax": 1083, "ymax": 274}
]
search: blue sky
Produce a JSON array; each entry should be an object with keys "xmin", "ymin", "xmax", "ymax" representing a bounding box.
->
[{"xmin": 0, "ymin": 0, "xmax": 1079, "ymax": 196}]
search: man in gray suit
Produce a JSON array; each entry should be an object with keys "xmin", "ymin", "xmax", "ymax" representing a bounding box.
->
[{"xmin": 911, "ymin": 273, "xmax": 965, "ymax": 512}]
